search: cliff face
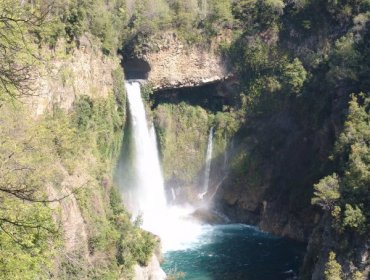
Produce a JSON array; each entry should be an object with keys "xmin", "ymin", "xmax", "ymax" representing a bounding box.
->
[
  {"xmin": 216, "ymin": 123, "xmax": 320, "ymax": 242},
  {"xmin": 132, "ymin": 30, "xmax": 318, "ymax": 243},
  {"xmin": 133, "ymin": 255, "xmax": 166, "ymax": 280},
  {"xmin": 22, "ymin": 39, "xmax": 164, "ymax": 279},
  {"xmin": 215, "ymin": 92, "xmax": 345, "ymax": 242},
  {"xmin": 300, "ymin": 214, "xmax": 370, "ymax": 280},
  {"xmin": 22, "ymin": 39, "xmax": 118, "ymax": 271},
  {"xmin": 25, "ymin": 36, "xmax": 119, "ymax": 116},
  {"xmin": 125, "ymin": 32, "xmax": 232, "ymax": 89},
  {"xmin": 150, "ymin": 73, "xmax": 338, "ymax": 245}
]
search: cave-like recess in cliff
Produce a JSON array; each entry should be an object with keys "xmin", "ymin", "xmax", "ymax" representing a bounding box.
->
[
  {"xmin": 123, "ymin": 57, "xmax": 151, "ymax": 80},
  {"xmin": 151, "ymin": 80, "xmax": 235, "ymax": 112}
]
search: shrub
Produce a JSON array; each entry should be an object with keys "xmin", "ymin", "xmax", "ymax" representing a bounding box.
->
[
  {"xmin": 325, "ymin": 252, "xmax": 342, "ymax": 280},
  {"xmin": 343, "ymin": 204, "xmax": 366, "ymax": 231}
]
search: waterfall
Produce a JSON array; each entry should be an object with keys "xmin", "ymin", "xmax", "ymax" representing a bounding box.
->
[
  {"xmin": 124, "ymin": 81, "xmax": 201, "ymax": 251},
  {"xmin": 171, "ymin": 188, "xmax": 176, "ymax": 201},
  {"xmin": 199, "ymin": 127, "xmax": 214, "ymax": 199},
  {"xmin": 125, "ymin": 82, "xmax": 167, "ymax": 224},
  {"xmin": 223, "ymin": 144, "xmax": 228, "ymax": 171}
]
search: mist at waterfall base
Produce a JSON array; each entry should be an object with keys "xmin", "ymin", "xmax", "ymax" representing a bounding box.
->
[
  {"xmin": 120, "ymin": 81, "xmax": 306, "ymax": 279},
  {"xmin": 121, "ymin": 81, "xmax": 202, "ymax": 252}
]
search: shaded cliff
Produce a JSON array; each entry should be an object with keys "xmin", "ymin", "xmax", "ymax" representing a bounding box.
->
[
  {"xmin": 4, "ymin": 1, "xmax": 369, "ymax": 279},
  {"xmin": 143, "ymin": 2, "xmax": 370, "ymax": 279}
]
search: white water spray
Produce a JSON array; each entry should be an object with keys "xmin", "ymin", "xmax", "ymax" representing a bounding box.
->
[
  {"xmin": 223, "ymin": 144, "xmax": 228, "ymax": 171},
  {"xmin": 125, "ymin": 82, "xmax": 167, "ymax": 222},
  {"xmin": 199, "ymin": 127, "xmax": 214, "ymax": 200},
  {"xmin": 124, "ymin": 81, "xmax": 201, "ymax": 251},
  {"xmin": 171, "ymin": 188, "xmax": 176, "ymax": 201}
]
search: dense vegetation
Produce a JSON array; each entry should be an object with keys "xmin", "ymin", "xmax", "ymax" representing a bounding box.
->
[
  {"xmin": 1, "ymin": 0, "xmax": 370, "ymax": 279},
  {"xmin": 0, "ymin": 0, "xmax": 234, "ymax": 57},
  {"xmin": 151, "ymin": 100, "xmax": 241, "ymax": 202},
  {"xmin": 149, "ymin": 0, "xmax": 370, "ymax": 278},
  {"xmin": 0, "ymin": 1, "xmax": 156, "ymax": 279},
  {"xmin": 224, "ymin": 1, "xmax": 370, "ymax": 278},
  {"xmin": 0, "ymin": 93, "xmax": 157, "ymax": 278}
]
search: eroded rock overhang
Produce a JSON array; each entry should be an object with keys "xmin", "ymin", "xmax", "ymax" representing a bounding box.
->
[{"xmin": 123, "ymin": 32, "xmax": 233, "ymax": 90}]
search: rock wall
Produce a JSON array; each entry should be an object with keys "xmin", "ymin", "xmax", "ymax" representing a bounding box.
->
[
  {"xmin": 300, "ymin": 214, "xmax": 370, "ymax": 280},
  {"xmin": 133, "ymin": 255, "xmax": 166, "ymax": 280},
  {"xmin": 127, "ymin": 32, "xmax": 232, "ymax": 90},
  {"xmin": 214, "ymin": 86, "xmax": 348, "ymax": 243},
  {"xmin": 23, "ymin": 38, "xmax": 166, "ymax": 280},
  {"xmin": 25, "ymin": 36, "xmax": 119, "ymax": 116},
  {"xmin": 215, "ymin": 110, "xmax": 324, "ymax": 242}
]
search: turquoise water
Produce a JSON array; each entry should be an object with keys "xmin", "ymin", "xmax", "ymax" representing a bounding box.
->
[{"xmin": 162, "ymin": 224, "xmax": 306, "ymax": 280}]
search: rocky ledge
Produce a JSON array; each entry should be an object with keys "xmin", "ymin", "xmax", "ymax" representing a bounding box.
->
[
  {"xmin": 124, "ymin": 32, "xmax": 232, "ymax": 90},
  {"xmin": 133, "ymin": 255, "xmax": 166, "ymax": 280}
]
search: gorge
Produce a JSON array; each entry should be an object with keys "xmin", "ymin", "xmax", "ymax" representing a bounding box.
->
[
  {"xmin": 1, "ymin": 1, "xmax": 370, "ymax": 280},
  {"xmin": 122, "ymin": 80, "xmax": 307, "ymax": 280}
]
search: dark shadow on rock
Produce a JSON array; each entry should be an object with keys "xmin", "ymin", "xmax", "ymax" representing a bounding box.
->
[
  {"xmin": 151, "ymin": 77, "xmax": 239, "ymax": 113},
  {"xmin": 122, "ymin": 57, "xmax": 151, "ymax": 80}
]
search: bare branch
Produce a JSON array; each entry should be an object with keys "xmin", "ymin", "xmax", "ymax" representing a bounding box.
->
[{"xmin": 0, "ymin": 181, "xmax": 89, "ymax": 203}]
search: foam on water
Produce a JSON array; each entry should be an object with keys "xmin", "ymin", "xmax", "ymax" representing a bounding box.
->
[{"xmin": 162, "ymin": 224, "xmax": 306, "ymax": 280}]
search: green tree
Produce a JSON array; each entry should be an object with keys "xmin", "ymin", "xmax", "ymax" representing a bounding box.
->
[
  {"xmin": 209, "ymin": 0, "xmax": 233, "ymax": 24},
  {"xmin": 0, "ymin": 104, "xmax": 60, "ymax": 279},
  {"xmin": 127, "ymin": 0, "xmax": 171, "ymax": 34},
  {"xmin": 282, "ymin": 58, "xmax": 307, "ymax": 94},
  {"xmin": 351, "ymin": 270, "xmax": 365, "ymax": 280},
  {"xmin": 264, "ymin": 0, "xmax": 285, "ymax": 15},
  {"xmin": 343, "ymin": 204, "xmax": 366, "ymax": 230},
  {"xmin": 232, "ymin": 0, "xmax": 258, "ymax": 28},
  {"xmin": 232, "ymin": 0, "xmax": 283, "ymax": 30},
  {"xmin": 314, "ymin": 94, "xmax": 370, "ymax": 235},
  {"xmin": 325, "ymin": 252, "xmax": 343, "ymax": 280},
  {"xmin": 336, "ymin": 94, "xmax": 370, "ymax": 208},
  {"xmin": 327, "ymin": 35, "xmax": 361, "ymax": 86},
  {"xmin": 312, "ymin": 174, "xmax": 341, "ymax": 211},
  {"xmin": 168, "ymin": 0, "xmax": 201, "ymax": 40},
  {"xmin": 0, "ymin": 0, "xmax": 45, "ymax": 99}
]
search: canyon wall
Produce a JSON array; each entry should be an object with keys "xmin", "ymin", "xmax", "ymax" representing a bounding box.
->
[
  {"xmin": 25, "ymin": 36, "xmax": 119, "ymax": 116},
  {"xmin": 125, "ymin": 32, "xmax": 232, "ymax": 89},
  {"xmin": 142, "ymin": 37, "xmax": 319, "ymax": 242},
  {"xmin": 23, "ymin": 38, "xmax": 164, "ymax": 280}
]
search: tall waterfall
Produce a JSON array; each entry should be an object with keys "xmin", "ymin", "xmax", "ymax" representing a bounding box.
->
[
  {"xmin": 199, "ymin": 127, "xmax": 214, "ymax": 199},
  {"xmin": 125, "ymin": 82, "xmax": 167, "ymax": 227},
  {"xmin": 124, "ymin": 81, "xmax": 201, "ymax": 251}
]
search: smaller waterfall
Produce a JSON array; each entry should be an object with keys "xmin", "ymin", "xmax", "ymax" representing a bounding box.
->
[
  {"xmin": 209, "ymin": 175, "xmax": 227, "ymax": 200},
  {"xmin": 171, "ymin": 188, "xmax": 176, "ymax": 201},
  {"xmin": 203, "ymin": 127, "xmax": 214, "ymax": 193},
  {"xmin": 199, "ymin": 127, "xmax": 214, "ymax": 200},
  {"xmin": 223, "ymin": 144, "xmax": 228, "ymax": 171}
]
